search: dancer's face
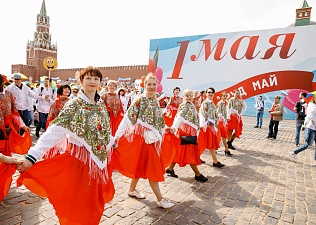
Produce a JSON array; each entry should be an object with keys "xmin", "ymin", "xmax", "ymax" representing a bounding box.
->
[
  {"xmin": 173, "ymin": 89, "xmax": 180, "ymax": 96},
  {"xmin": 107, "ymin": 83, "xmax": 117, "ymax": 93},
  {"xmin": 184, "ymin": 91, "xmax": 193, "ymax": 103},
  {"xmin": 81, "ymin": 73, "xmax": 100, "ymax": 93},
  {"xmin": 206, "ymin": 89, "xmax": 215, "ymax": 100},
  {"xmin": 221, "ymin": 93, "xmax": 228, "ymax": 101},
  {"xmin": 144, "ymin": 78, "xmax": 157, "ymax": 97},
  {"xmin": 62, "ymin": 87, "xmax": 71, "ymax": 97}
]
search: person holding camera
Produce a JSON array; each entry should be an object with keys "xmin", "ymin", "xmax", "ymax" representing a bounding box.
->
[
  {"xmin": 294, "ymin": 92, "xmax": 307, "ymax": 147},
  {"xmin": 254, "ymin": 96, "xmax": 264, "ymax": 128}
]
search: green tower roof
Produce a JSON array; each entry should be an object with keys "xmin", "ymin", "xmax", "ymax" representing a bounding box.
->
[{"xmin": 301, "ymin": 0, "xmax": 310, "ymax": 8}]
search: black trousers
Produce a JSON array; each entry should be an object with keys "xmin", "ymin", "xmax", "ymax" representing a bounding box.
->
[
  {"xmin": 36, "ymin": 112, "xmax": 48, "ymax": 133},
  {"xmin": 268, "ymin": 119, "xmax": 279, "ymax": 138}
]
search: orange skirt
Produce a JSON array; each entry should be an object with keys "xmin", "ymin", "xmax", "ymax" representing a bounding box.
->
[
  {"xmin": 0, "ymin": 164, "xmax": 16, "ymax": 202},
  {"xmin": 217, "ymin": 120, "xmax": 228, "ymax": 139},
  {"xmin": 227, "ymin": 114, "xmax": 243, "ymax": 138},
  {"xmin": 17, "ymin": 151, "xmax": 115, "ymax": 225},
  {"xmin": 173, "ymin": 129, "xmax": 201, "ymax": 167},
  {"xmin": 110, "ymin": 114, "xmax": 123, "ymax": 136},
  {"xmin": 198, "ymin": 126, "xmax": 220, "ymax": 154},
  {"xmin": 1, "ymin": 114, "xmax": 32, "ymax": 155},
  {"xmin": 112, "ymin": 133, "xmax": 175, "ymax": 182}
]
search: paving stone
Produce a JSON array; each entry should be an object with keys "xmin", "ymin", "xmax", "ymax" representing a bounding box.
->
[
  {"xmin": 103, "ymin": 205, "xmax": 123, "ymax": 218},
  {"xmin": 209, "ymin": 214, "xmax": 222, "ymax": 224},
  {"xmin": 280, "ymin": 212, "xmax": 294, "ymax": 223},
  {"xmin": 192, "ymin": 212, "xmax": 209, "ymax": 224}
]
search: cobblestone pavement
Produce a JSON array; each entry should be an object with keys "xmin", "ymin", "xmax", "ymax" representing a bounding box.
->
[{"xmin": 1, "ymin": 116, "xmax": 316, "ymax": 225}]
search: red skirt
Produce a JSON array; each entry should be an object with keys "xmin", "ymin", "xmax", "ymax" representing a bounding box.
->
[
  {"xmin": 112, "ymin": 133, "xmax": 175, "ymax": 182},
  {"xmin": 198, "ymin": 126, "xmax": 220, "ymax": 154},
  {"xmin": 227, "ymin": 113, "xmax": 243, "ymax": 138},
  {"xmin": 0, "ymin": 164, "xmax": 16, "ymax": 202},
  {"xmin": 217, "ymin": 119, "xmax": 228, "ymax": 139},
  {"xmin": 173, "ymin": 128, "xmax": 201, "ymax": 167},
  {"xmin": 110, "ymin": 114, "xmax": 123, "ymax": 136},
  {"xmin": 1, "ymin": 114, "xmax": 32, "ymax": 156},
  {"xmin": 17, "ymin": 150, "xmax": 115, "ymax": 225}
]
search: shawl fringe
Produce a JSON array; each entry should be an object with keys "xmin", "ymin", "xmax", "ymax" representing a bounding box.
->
[
  {"xmin": 41, "ymin": 126, "xmax": 114, "ymax": 184},
  {"xmin": 122, "ymin": 119, "xmax": 163, "ymax": 156}
]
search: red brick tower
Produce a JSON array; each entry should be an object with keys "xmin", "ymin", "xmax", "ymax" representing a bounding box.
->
[{"xmin": 26, "ymin": 0, "xmax": 57, "ymax": 81}]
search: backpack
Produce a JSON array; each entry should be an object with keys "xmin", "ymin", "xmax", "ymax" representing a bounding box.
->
[{"xmin": 298, "ymin": 101, "xmax": 306, "ymax": 119}]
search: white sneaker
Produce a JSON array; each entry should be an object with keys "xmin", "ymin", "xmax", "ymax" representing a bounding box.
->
[
  {"xmin": 156, "ymin": 199, "xmax": 174, "ymax": 209},
  {"xmin": 127, "ymin": 190, "xmax": 146, "ymax": 199},
  {"xmin": 289, "ymin": 152, "xmax": 297, "ymax": 161},
  {"xmin": 295, "ymin": 144, "xmax": 299, "ymax": 147}
]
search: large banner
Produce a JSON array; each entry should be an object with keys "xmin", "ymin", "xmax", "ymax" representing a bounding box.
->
[{"xmin": 149, "ymin": 25, "xmax": 316, "ymax": 119}]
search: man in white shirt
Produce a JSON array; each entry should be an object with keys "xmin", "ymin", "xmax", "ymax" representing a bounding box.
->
[
  {"xmin": 6, "ymin": 74, "xmax": 35, "ymax": 134},
  {"xmin": 254, "ymin": 96, "xmax": 264, "ymax": 128},
  {"xmin": 35, "ymin": 78, "xmax": 56, "ymax": 137}
]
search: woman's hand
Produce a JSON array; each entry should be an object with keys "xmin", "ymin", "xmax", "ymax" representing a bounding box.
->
[
  {"xmin": 113, "ymin": 137, "xmax": 119, "ymax": 148},
  {"xmin": 17, "ymin": 159, "xmax": 33, "ymax": 173},
  {"xmin": 165, "ymin": 127, "xmax": 175, "ymax": 134},
  {"xmin": 0, "ymin": 154, "xmax": 23, "ymax": 165},
  {"xmin": 22, "ymin": 126, "xmax": 30, "ymax": 133}
]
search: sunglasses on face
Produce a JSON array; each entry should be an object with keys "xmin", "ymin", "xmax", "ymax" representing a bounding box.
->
[
  {"xmin": 14, "ymin": 79, "xmax": 21, "ymax": 81},
  {"xmin": 207, "ymin": 91, "xmax": 214, "ymax": 94},
  {"xmin": 185, "ymin": 94, "xmax": 193, "ymax": 97},
  {"xmin": 73, "ymin": 91, "xmax": 78, "ymax": 93}
]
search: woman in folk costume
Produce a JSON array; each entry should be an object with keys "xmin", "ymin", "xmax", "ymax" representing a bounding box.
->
[
  {"xmin": 164, "ymin": 86, "xmax": 183, "ymax": 127},
  {"xmin": 0, "ymin": 74, "xmax": 31, "ymax": 202},
  {"xmin": 198, "ymin": 87, "xmax": 225, "ymax": 168},
  {"xmin": 227, "ymin": 89, "xmax": 246, "ymax": 150},
  {"xmin": 46, "ymin": 84, "xmax": 71, "ymax": 128},
  {"xmin": 17, "ymin": 67, "xmax": 115, "ymax": 225},
  {"xmin": 102, "ymin": 80, "xmax": 124, "ymax": 136},
  {"xmin": 216, "ymin": 91, "xmax": 233, "ymax": 156},
  {"xmin": 113, "ymin": 73, "xmax": 174, "ymax": 209},
  {"xmin": 166, "ymin": 89, "xmax": 208, "ymax": 182}
]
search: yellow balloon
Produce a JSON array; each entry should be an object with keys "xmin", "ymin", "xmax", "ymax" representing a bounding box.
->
[{"xmin": 43, "ymin": 57, "xmax": 58, "ymax": 71}]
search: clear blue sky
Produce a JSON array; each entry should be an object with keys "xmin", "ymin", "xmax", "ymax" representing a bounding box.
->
[{"xmin": 0, "ymin": 0, "xmax": 313, "ymax": 75}]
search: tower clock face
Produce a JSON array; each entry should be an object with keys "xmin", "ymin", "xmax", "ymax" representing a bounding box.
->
[{"xmin": 42, "ymin": 32, "xmax": 49, "ymax": 41}]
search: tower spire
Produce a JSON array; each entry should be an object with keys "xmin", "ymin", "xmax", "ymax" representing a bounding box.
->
[
  {"xmin": 40, "ymin": 0, "xmax": 47, "ymax": 17},
  {"xmin": 301, "ymin": 0, "xmax": 309, "ymax": 8}
]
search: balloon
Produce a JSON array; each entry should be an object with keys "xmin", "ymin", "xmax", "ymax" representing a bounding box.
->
[
  {"xmin": 155, "ymin": 67, "xmax": 163, "ymax": 83},
  {"xmin": 157, "ymin": 84, "xmax": 163, "ymax": 93},
  {"xmin": 148, "ymin": 58, "xmax": 155, "ymax": 73}
]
